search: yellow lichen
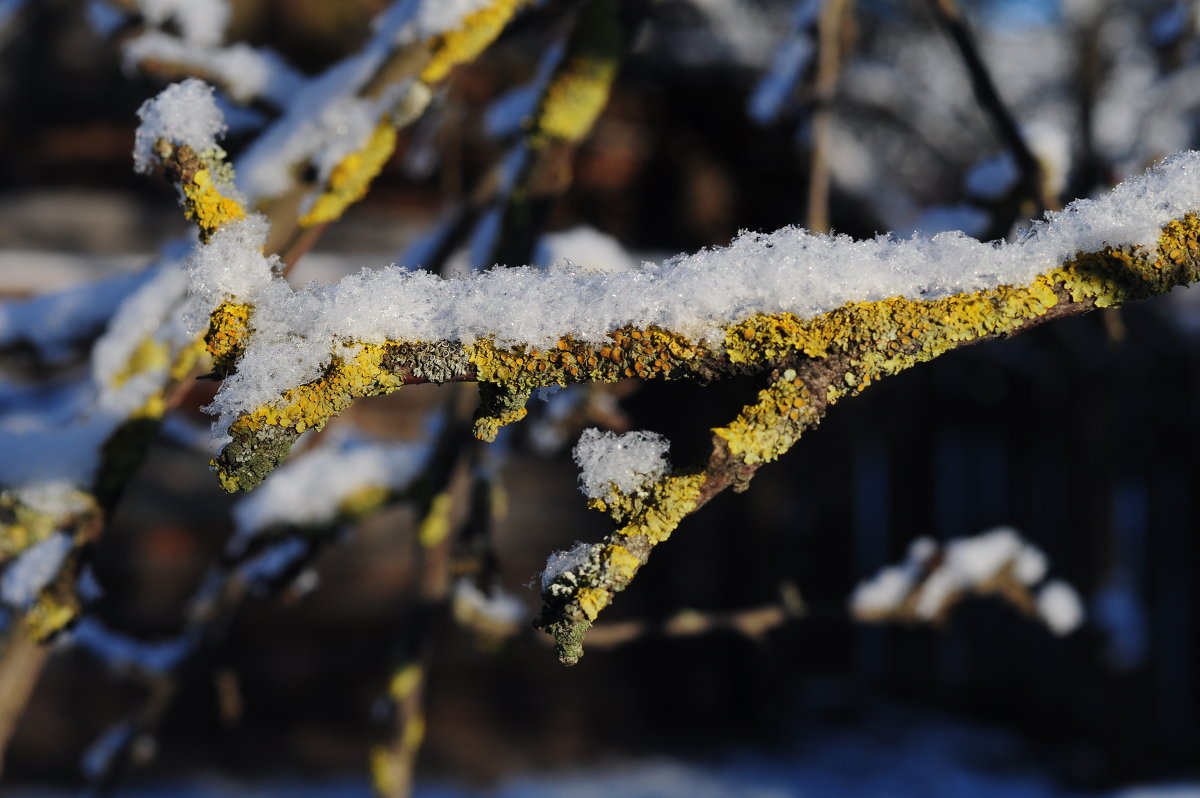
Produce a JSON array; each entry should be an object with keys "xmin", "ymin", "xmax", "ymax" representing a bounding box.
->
[
  {"xmin": 403, "ymin": 712, "xmax": 427, "ymax": 749},
  {"xmin": 714, "ymin": 376, "xmax": 816, "ymax": 465},
  {"xmin": 181, "ymin": 168, "xmax": 245, "ymax": 242},
  {"xmin": 299, "ymin": 120, "xmax": 398, "ymax": 227},
  {"xmin": 338, "ymin": 483, "xmax": 390, "ymax": 520},
  {"xmin": 24, "ymin": 592, "xmax": 77, "ymax": 642},
  {"xmin": 216, "ymin": 344, "xmax": 406, "ymax": 492},
  {"xmin": 0, "ymin": 490, "xmax": 95, "ymax": 563},
  {"xmin": 388, "ymin": 663, "xmax": 423, "ymax": 701},
  {"xmin": 206, "ymin": 301, "xmax": 252, "ymax": 373},
  {"xmin": 602, "ymin": 544, "xmax": 640, "ymax": 582},
  {"xmin": 417, "ymin": 492, "xmax": 454, "ymax": 548},
  {"xmin": 576, "ymin": 586, "xmax": 610, "ymax": 620},
  {"xmin": 110, "ymin": 334, "xmax": 170, "ymax": 389},
  {"xmin": 532, "ymin": 0, "xmax": 620, "ymax": 143},
  {"xmin": 419, "ymin": 0, "xmax": 523, "ymax": 83},
  {"xmin": 369, "ymin": 746, "xmax": 400, "ymax": 797}
]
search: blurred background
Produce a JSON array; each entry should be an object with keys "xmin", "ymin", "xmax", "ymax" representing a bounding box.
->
[{"xmin": 2, "ymin": 0, "xmax": 1200, "ymax": 795}]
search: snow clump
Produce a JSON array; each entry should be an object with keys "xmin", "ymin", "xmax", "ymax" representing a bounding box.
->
[{"xmin": 573, "ymin": 428, "xmax": 671, "ymax": 500}]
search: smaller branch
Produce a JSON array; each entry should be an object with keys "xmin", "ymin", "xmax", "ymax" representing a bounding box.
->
[
  {"xmin": 927, "ymin": 0, "xmax": 1059, "ymax": 213},
  {"xmin": 807, "ymin": 0, "xmax": 852, "ymax": 233},
  {"xmin": 583, "ymin": 585, "xmax": 804, "ymax": 651},
  {"xmin": 0, "ymin": 633, "xmax": 50, "ymax": 776}
]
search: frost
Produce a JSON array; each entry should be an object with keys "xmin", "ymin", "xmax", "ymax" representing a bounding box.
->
[
  {"xmin": 132, "ymin": 79, "xmax": 226, "ymax": 174},
  {"xmin": 1, "ymin": 532, "xmax": 73, "ymax": 608},
  {"xmin": 573, "ymin": 428, "xmax": 670, "ymax": 500}
]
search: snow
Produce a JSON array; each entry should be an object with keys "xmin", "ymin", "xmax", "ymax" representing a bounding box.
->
[
  {"xmin": 485, "ymin": 42, "xmax": 565, "ymax": 139},
  {"xmin": 0, "ymin": 242, "xmax": 193, "ymax": 493},
  {"xmin": 133, "ymin": 79, "xmax": 227, "ymax": 174},
  {"xmin": 85, "ymin": 0, "xmax": 125, "ymax": 36},
  {"xmin": 131, "ymin": 0, "xmax": 229, "ymax": 46},
  {"xmin": 748, "ymin": 0, "xmax": 820, "ymax": 127},
  {"xmin": 965, "ymin": 154, "xmax": 1019, "ymax": 200},
  {"xmin": 1, "ymin": 532, "xmax": 73, "ymax": 608},
  {"xmin": 1036, "ymin": 579, "xmax": 1084, "ymax": 636},
  {"xmin": 913, "ymin": 526, "xmax": 1045, "ymax": 620},
  {"xmin": 31, "ymin": 704, "xmax": 1200, "ymax": 796},
  {"xmin": 183, "ymin": 214, "xmax": 278, "ymax": 333},
  {"xmin": 91, "ymin": 252, "xmax": 192, "ymax": 407},
  {"xmin": 202, "ymin": 152, "xmax": 1200, "ymax": 433},
  {"xmin": 70, "ymin": 616, "xmax": 198, "ymax": 673},
  {"xmin": 80, "ymin": 721, "xmax": 134, "ymax": 782},
  {"xmin": 851, "ymin": 527, "xmax": 1083, "ymax": 635},
  {"xmin": 233, "ymin": 0, "xmax": 486, "ymax": 203},
  {"xmin": 533, "ymin": 227, "xmax": 637, "ymax": 274},
  {"xmin": 0, "ymin": 419, "xmax": 113, "ymax": 489},
  {"xmin": 239, "ymin": 538, "xmax": 308, "ymax": 586},
  {"xmin": 229, "ymin": 427, "xmax": 429, "ymax": 551},
  {"xmin": 573, "ymin": 428, "xmax": 670, "ymax": 499},
  {"xmin": 8, "ymin": 482, "xmax": 90, "ymax": 517},
  {"xmin": 0, "ymin": 269, "xmax": 152, "ymax": 362},
  {"xmin": 402, "ymin": 0, "xmax": 502, "ymax": 43},
  {"xmin": 452, "ymin": 578, "xmax": 525, "ymax": 626},
  {"xmin": 123, "ymin": 33, "xmax": 305, "ymax": 107},
  {"xmin": 850, "ymin": 537, "xmax": 936, "ymax": 616}
]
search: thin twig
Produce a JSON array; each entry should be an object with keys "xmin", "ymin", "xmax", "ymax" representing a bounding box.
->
[{"xmin": 927, "ymin": 0, "xmax": 1059, "ymax": 213}]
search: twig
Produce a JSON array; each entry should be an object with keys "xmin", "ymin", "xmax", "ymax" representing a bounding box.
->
[
  {"xmin": 927, "ymin": 0, "xmax": 1060, "ymax": 213},
  {"xmin": 807, "ymin": 0, "xmax": 852, "ymax": 233}
]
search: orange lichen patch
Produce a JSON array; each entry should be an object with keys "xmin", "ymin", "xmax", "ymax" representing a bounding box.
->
[
  {"xmin": 299, "ymin": 120, "xmax": 398, "ymax": 227},
  {"xmin": 420, "ymin": 0, "xmax": 523, "ymax": 83},
  {"xmin": 205, "ymin": 301, "xmax": 252, "ymax": 376}
]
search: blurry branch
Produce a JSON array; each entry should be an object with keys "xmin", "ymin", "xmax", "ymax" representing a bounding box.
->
[
  {"xmin": 0, "ymin": 633, "xmax": 50, "ymax": 774},
  {"xmin": 807, "ymin": 0, "xmax": 852, "ymax": 233},
  {"xmin": 405, "ymin": 0, "xmax": 624, "ymax": 273},
  {"xmin": 582, "ymin": 582, "xmax": 806, "ymax": 650},
  {"xmin": 485, "ymin": 0, "xmax": 623, "ymax": 268},
  {"xmin": 258, "ymin": 0, "xmax": 528, "ymax": 269},
  {"xmin": 926, "ymin": 0, "xmax": 1059, "ymax": 214}
]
